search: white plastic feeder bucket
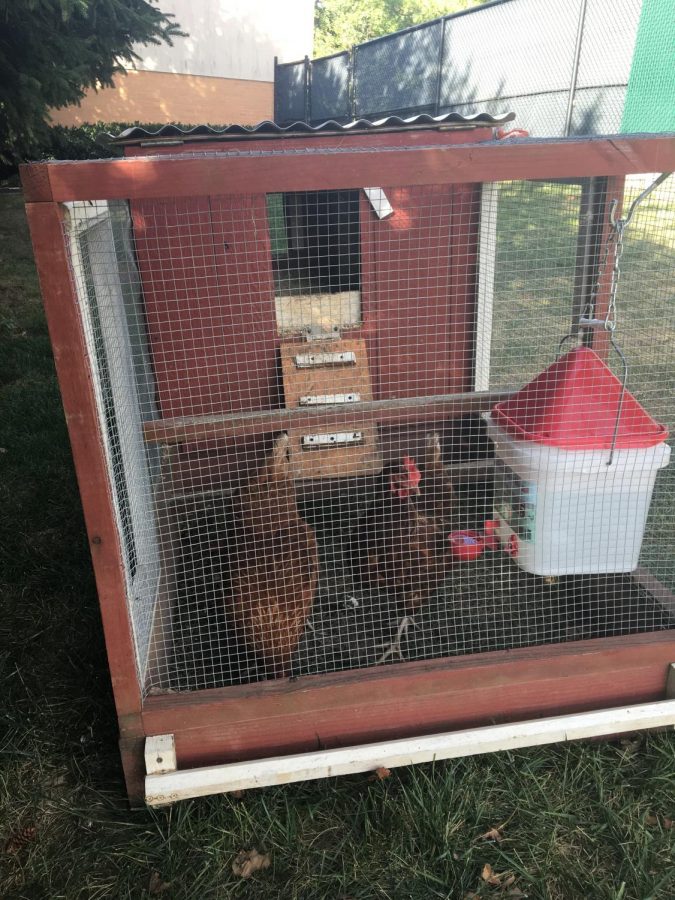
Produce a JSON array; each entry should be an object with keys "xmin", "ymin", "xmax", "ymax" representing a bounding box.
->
[{"xmin": 484, "ymin": 348, "xmax": 671, "ymax": 576}]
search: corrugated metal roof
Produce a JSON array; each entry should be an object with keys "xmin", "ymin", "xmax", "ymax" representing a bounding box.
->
[{"xmin": 107, "ymin": 111, "xmax": 516, "ymax": 146}]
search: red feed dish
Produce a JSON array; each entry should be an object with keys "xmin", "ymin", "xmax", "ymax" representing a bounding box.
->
[{"xmin": 448, "ymin": 530, "xmax": 485, "ymax": 562}]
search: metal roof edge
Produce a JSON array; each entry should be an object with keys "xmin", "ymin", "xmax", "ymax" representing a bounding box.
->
[{"xmin": 106, "ymin": 112, "xmax": 516, "ymax": 146}]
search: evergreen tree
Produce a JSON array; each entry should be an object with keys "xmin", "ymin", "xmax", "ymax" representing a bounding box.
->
[{"xmin": 0, "ymin": 0, "xmax": 183, "ymax": 163}]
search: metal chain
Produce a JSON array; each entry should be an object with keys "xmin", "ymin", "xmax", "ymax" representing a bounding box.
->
[
  {"xmin": 605, "ymin": 216, "xmax": 625, "ymax": 332},
  {"xmin": 583, "ymin": 172, "xmax": 672, "ymax": 334},
  {"xmin": 560, "ymin": 171, "xmax": 671, "ymax": 465},
  {"xmin": 584, "ymin": 222, "xmax": 619, "ymax": 332}
]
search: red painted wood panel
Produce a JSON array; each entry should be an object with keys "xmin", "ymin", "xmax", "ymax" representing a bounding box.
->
[
  {"xmin": 131, "ymin": 195, "xmax": 280, "ymax": 418},
  {"xmin": 210, "ymin": 194, "xmax": 281, "ymax": 410},
  {"xmin": 131, "ymin": 197, "xmax": 219, "ymax": 418},
  {"xmin": 368, "ymin": 184, "xmax": 472, "ymax": 399}
]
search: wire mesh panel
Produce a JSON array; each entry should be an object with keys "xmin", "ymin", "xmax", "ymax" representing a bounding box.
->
[{"xmin": 62, "ymin": 161, "xmax": 675, "ymax": 697}]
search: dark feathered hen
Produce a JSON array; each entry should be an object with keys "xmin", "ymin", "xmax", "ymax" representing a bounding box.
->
[
  {"xmin": 360, "ymin": 455, "xmax": 455, "ymax": 615},
  {"xmin": 229, "ymin": 433, "xmax": 318, "ymax": 678}
]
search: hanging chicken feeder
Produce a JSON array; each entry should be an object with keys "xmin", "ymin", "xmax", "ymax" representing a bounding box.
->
[{"xmin": 485, "ymin": 347, "xmax": 670, "ymax": 575}]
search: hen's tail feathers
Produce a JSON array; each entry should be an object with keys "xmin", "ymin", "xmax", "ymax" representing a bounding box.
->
[
  {"xmin": 272, "ymin": 432, "xmax": 291, "ymax": 473},
  {"xmin": 424, "ymin": 432, "xmax": 443, "ymax": 465}
]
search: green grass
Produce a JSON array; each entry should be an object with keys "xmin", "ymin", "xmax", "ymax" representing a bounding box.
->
[{"xmin": 1, "ymin": 190, "xmax": 675, "ymax": 899}]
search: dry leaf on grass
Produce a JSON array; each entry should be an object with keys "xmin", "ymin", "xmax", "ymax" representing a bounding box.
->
[
  {"xmin": 368, "ymin": 767, "xmax": 391, "ymax": 781},
  {"xmin": 478, "ymin": 826, "xmax": 504, "ymax": 843},
  {"xmin": 481, "ymin": 863, "xmax": 519, "ymax": 890},
  {"xmin": 232, "ymin": 849, "xmax": 271, "ymax": 879},
  {"xmin": 4, "ymin": 826, "xmax": 37, "ymax": 855},
  {"xmin": 148, "ymin": 871, "xmax": 171, "ymax": 894},
  {"xmin": 482, "ymin": 863, "xmax": 498, "ymax": 885}
]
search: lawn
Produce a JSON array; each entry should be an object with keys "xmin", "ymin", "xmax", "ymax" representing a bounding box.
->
[{"xmin": 1, "ymin": 189, "xmax": 674, "ymax": 899}]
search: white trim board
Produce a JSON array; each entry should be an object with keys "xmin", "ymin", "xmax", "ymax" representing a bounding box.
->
[{"xmin": 145, "ymin": 697, "xmax": 675, "ymax": 805}]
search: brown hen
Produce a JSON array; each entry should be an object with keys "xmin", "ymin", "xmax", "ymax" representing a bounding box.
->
[{"xmin": 229, "ymin": 433, "xmax": 318, "ymax": 678}]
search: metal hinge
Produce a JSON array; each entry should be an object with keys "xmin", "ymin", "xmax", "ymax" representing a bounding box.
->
[
  {"xmin": 294, "ymin": 351, "xmax": 356, "ymax": 368},
  {"xmin": 302, "ymin": 431, "xmax": 363, "ymax": 449},
  {"xmin": 299, "ymin": 393, "xmax": 361, "ymax": 406}
]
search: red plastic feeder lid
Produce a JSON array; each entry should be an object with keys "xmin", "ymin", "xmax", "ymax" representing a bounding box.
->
[{"xmin": 492, "ymin": 347, "xmax": 668, "ymax": 450}]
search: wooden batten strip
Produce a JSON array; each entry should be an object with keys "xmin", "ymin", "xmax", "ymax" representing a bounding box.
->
[{"xmin": 142, "ymin": 390, "xmax": 513, "ymax": 445}]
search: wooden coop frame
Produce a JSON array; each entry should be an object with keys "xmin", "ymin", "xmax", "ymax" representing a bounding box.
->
[{"xmin": 21, "ymin": 132, "xmax": 675, "ymax": 805}]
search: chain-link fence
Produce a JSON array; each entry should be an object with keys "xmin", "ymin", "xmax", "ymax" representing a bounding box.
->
[{"xmin": 275, "ymin": 0, "xmax": 673, "ymax": 137}]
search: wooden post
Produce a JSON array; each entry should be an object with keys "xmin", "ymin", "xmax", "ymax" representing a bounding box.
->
[{"xmin": 23, "ymin": 200, "xmax": 145, "ymax": 800}]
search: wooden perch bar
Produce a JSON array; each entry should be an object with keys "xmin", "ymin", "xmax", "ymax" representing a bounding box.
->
[{"xmin": 143, "ymin": 389, "xmax": 514, "ymax": 445}]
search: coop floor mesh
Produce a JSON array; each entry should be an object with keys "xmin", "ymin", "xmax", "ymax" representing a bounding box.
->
[{"xmin": 151, "ymin": 475, "xmax": 675, "ymax": 693}]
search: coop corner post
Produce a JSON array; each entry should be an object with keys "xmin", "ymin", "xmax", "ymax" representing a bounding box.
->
[
  {"xmin": 143, "ymin": 699, "xmax": 675, "ymax": 805},
  {"xmin": 22, "ymin": 192, "xmax": 146, "ymax": 802}
]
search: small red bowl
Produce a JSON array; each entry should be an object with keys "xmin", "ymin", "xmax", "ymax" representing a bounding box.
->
[{"xmin": 448, "ymin": 529, "xmax": 485, "ymax": 562}]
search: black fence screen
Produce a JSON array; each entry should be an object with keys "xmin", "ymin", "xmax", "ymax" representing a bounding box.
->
[{"xmin": 275, "ymin": 0, "xmax": 672, "ymax": 137}]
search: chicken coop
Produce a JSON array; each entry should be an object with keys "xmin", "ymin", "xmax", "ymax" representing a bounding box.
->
[{"xmin": 21, "ymin": 117, "xmax": 675, "ymax": 805}]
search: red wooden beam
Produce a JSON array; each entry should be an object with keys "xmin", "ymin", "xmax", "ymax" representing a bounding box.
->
[
  {"xmin": 20, "ymin": 135, "xmax": 675, "ymax": 203},
  {"xmin": 142, "ymin": 631, "xmax": 675, "ymax": 770}
]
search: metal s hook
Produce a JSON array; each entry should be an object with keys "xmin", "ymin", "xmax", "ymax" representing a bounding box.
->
[
  {"xmin": 609, "ymin": 197, "xmax": 620, "ymax": 229},
  {"xmin": 610, "ymin": 171, "xmax": 672, "ymax": 230}
]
